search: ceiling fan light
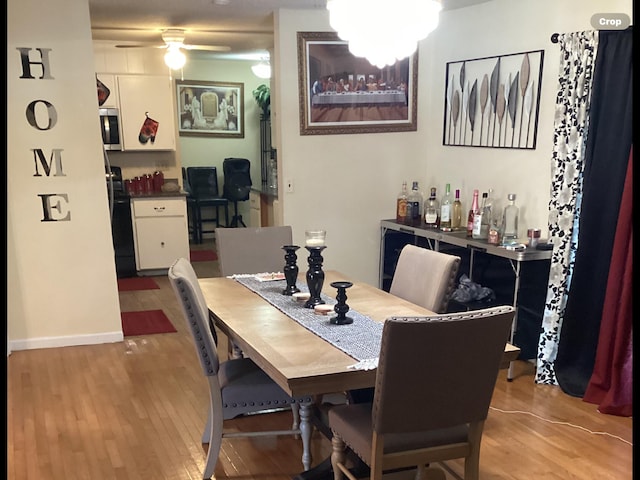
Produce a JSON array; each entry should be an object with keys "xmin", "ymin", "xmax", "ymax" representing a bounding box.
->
[
  {"xmin": 164, "ymin": 44, "xmax": 186, "ymax": 70},
  {"xmin": 252, "ymin": 61, "xmax": 271, "ymax": 79}
]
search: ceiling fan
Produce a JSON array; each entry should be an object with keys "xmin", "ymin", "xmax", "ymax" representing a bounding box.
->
[{"xmin": 115, "ymin": 28, "xmax": 231, "ymax": 52}]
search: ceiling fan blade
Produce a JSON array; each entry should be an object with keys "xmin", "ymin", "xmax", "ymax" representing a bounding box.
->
[
  {"xmin": 115, "ymin": 43, "xmax": 166, "ymax": 49},
  {"xmin": 183, "ymin": 44, "xmax": 231, "ymax": 52}
]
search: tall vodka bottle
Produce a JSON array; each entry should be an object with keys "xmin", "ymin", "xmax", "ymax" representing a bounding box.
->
[
  {"xmin": 407, "ymin": 181, "xmax": 423, "ymax": 226},
  {"xmin": 439, "ymin": 183, "xmax": 453, "ymax": 232},
  {"xmin": 502, "ymin": 193, "xmax": 519, "ymax": 242},
  {"xmin": 472, "ymin": 192, "xmax": 488, "ymax": 239}
]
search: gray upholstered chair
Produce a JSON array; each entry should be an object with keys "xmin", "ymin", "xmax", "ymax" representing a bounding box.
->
[
  {"xmin": 389, "ymin": 244, "xmax": 461, "ymax": 313},
  {"xmin": 168, "ymin": 257, "xmax": 312, "ymax": 479},
  {"xmin": 215, "ymin": 225, "xmax": 293, "ymax": 276},
  {"xmin": 328, "ymin": 306, "xmax": 515, "ymax": 480}
]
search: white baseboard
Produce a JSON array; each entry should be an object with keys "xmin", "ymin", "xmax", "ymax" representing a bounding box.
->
[{"xmin": 9, "ymin": 331, "xmax": 124, "ymax": 352}]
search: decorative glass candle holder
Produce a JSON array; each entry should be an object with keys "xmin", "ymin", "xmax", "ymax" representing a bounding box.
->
[{"xmin": 305, "ymin": 229, "xmax": 326, "ymax": 247}]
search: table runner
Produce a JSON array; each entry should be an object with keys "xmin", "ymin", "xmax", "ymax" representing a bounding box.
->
[{"xmin": 233, "ymin": 275, "xmax": 382, "ymax": 362}]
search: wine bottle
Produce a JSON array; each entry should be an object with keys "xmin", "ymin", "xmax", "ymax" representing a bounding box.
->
[
  {"xmin": 452, "ymin": 189, "xmax": 463, "ymax": 231},
  {"xmin": 407, "ymin": 181, "xmax": 423, "ymax": 226},
  {"xmin": 396, "ymin": 181, "xmax": 408, "ymax": 224},
  {"xmin": 502, "ymin": 193, "xmax": 519, "ymax": 242},
  {"xmin": 439, "ymin": 183, "xmax": 453, "ymax": 231},
  {"xmin": 472, "ymin": 192, "xmax": 488, "ymax": 239},
  {"xmin": 424, "ymin": 187, "xmax": 440, "ymax": 228},
  {"xmin": 466, "ymin": 189, "xmax": 479, "ymax": 238}
]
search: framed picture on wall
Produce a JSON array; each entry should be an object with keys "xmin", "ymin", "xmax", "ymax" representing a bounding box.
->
[
  {"xmin": 176, "ymin": 80, "xmax": 244, "ymax": 138},
  {"xmin": 443, "ymin": 50, "xmax": 544, "ymax": 149},
  {"xmin": 297, "ymin": 31, "xmax": 418, "ymax": 136}
]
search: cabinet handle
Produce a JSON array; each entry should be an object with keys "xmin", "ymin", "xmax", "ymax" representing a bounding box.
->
[{"xmin": 154, "ymin": 206, "xmax": 166, "ymax": 212}]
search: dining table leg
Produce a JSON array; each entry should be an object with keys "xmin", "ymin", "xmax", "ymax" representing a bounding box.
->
[{"xmin": 300, "ymin": 401, "xmax": 313, "ymax": 470}]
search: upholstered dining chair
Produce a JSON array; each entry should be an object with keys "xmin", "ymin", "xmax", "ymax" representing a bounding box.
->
[
  {"xmin": 328, "ymin": 306, "xmax": 516, "ymax": 480},
  {"xmin": 215, "ymin": 225, "xmax": 293, "ymax": 277},
  {"xmin": 168, "ymin": 257, "xmax": 312, "ymax": 479},
  {"xmin": 389, "ymin": 244, "xmax": 461, "ymax": 314}
]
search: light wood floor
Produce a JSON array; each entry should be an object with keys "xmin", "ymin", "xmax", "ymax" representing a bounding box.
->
[{"xmin": 7, "ymin": 239, "xmax": 633, "ymax": 479}]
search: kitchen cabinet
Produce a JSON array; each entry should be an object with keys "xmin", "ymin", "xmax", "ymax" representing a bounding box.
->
[
  {"xmin": 131, "ymin": 196, "xmax": 189, "ymax": 273},
  {"xmin": 117, "ymin": 75, "xmax": 176, "ymax": 151},
  {"xmin": 96, "ymin": 73, "xmax": 119, "ymax": 109}
]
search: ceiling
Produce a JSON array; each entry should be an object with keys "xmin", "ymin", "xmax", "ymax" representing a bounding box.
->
[{"xmin": 88, "ymin": 0, "xmax": 491, "ymax": 60}]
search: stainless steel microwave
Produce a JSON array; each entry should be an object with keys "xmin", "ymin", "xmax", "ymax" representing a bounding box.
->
[{"xmin": 99, "ymin": 107, "xmax": 122, "ymax": 151}]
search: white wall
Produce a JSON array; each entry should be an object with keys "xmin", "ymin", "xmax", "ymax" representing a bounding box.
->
[
  {"xmin": 274, "ymin": 0, "xmax": 632, "ymax": 286},
  {"xmin": 8, "ymin": 0, "xmax": 123, "ymax": 349}
]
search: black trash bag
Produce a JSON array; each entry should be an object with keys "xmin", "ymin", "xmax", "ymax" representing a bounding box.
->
[{"xmin": 451, "ymin": 274, "xmax": 496, "ymax": 304}]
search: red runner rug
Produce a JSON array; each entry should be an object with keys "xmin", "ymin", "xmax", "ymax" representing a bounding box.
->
[
  {"xmin": 121, "ymin": 309, "xmax": 177, "ymax": 336},
  {"xmin": 117, "ymin": 277, "xmax": 160, "ymax": 292},
  {"xmin": 190, "ymin": 249, "xmax": 218, "ymax": 262}
]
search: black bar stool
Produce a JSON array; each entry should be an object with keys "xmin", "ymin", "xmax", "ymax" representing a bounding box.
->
[
  {"xmin": 186, "ymin": 166, "xmax": 229, "ymax": 243},
  {"xmin": 222, "ymin": 158, "xmax": 252, "ymax": 228}
]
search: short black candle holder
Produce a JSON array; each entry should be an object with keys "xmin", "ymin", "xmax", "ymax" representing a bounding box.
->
[
  {"xmin": 330, "ymin": 281, "xmax": 354, "ymax": 325},
  {"xmin": 304, "ymin": 245, "xmax": 326, "ymax": 308},
  {"xmin": 281, "ymin": 245, "xmax": 301, "ymax": 295}
]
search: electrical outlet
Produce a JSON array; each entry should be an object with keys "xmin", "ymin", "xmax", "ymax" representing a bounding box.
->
[{"xmin": 286, "ymin": 179, "xmax": 294, "ymax": 193}]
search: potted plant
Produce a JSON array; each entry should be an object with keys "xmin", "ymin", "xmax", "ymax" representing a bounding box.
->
[{"xmin": 252, "ymin": 84, "xmax": 270, "ymax": 120}]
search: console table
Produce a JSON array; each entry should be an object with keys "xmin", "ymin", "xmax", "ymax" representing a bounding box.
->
[{"xmin": 379, "ymin": 219, "xmax": 552, "ymax": 380}]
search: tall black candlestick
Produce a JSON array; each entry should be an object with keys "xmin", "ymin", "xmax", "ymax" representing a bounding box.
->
[
  {"xmin": 330, "ymin": 281, "xmax": 354, "ymax": 325},
  {"xmin": 281, "ymin": 245, "xmax": 301, "ymax": 295},
  {"xmin": 304, "ymin": 245, "xmax": 326, "ymax": 308}
]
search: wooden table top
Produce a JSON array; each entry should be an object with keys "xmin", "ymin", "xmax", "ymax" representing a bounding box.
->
[{"xmin": 199, "ymin": 271, "xmax": 520, "ymax": 397}]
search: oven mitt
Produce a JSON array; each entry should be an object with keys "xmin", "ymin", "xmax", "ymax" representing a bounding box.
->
[
  {"xmin": 139, "ymin": 114, "xmax": 159, "ymax": 144},
  {"xmin": 96, "ymin": 76, "xmax": 110, "ymax": 106}
]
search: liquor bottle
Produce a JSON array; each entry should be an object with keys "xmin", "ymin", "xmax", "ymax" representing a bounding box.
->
[
  {"xmin": 502, "ymin": 193, "xmax": 519, "ymax": 242},
  {"xmin": 472, "ymin": 192, "xmax": 488, "ymax": 239},
  {"xmin": 407, "ymin": 181, "xmax": 423, "ymax": 226},
  {"xmin": 396, "ymin": 181, "xmax": 408, "ymax": 224},
  {"xmin": 439, "ymin": 183, "xmax": 453, "ymax": 232},
  {"xmin": 424, "ymin": 187, "xmax": 440, "ymax": 228},
  {"xmin": 480, "ymin": 189, "xmax": 493, "ymax": 238},
  {"xmin": 451, "ymin": 189, "xmax": 463, "ymax": 231},
  {"xmin": 466, "ymin": 189, "xmax": 479, "ymax": 237}
]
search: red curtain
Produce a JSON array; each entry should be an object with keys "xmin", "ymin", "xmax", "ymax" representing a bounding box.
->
[{"xmin": 583, "ymin": 147, "xmax": 633, "ymax": 416}]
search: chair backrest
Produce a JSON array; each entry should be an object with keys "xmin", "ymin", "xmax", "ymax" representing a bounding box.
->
[
  {"xmin": 168, "ymin": 257, "xmax": 220, "ymax": 377},
  {"xmin": 215, "ymin": 225, "xmax": 293, "ymax": 276},
  {"xmin": 371, "ymin": 306, "xmax": 515, "ymax": 435},
  {"xmin": 222, "ymin": 157, "xmax": 252, "ymax": 202},
  {"xmin": 389, "ymin": 244, "xmax": 461, "ymax": 313},
  {"xmin": 187, "ymin": 166, "xmax": 221, "ymax": 198}
]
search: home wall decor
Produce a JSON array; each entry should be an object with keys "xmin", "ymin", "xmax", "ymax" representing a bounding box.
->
[
  {"xmin": 443, "ymin": 50, "xmax": 544, "ymax": 149},
  {"xmin": 297, "ymin": 31, "xmax": 418, "ymax": 136},
  {"xmin": 176, "ymin": 80, "xmax": 244, "ymax": 138}
]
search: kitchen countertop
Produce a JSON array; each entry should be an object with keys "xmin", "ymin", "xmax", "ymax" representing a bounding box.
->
[{"xmin": 129, "ymin": 190, "xmax": 189, "ymax": 199}]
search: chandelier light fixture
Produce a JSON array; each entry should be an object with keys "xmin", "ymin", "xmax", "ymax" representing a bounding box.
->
[
  {"xmin": 327, "ymin": 0, "xmax": 442, "ymax": 68},
  {"xmin": 251, "ymin": 58, "xmax": 272, "ymax": 79}
]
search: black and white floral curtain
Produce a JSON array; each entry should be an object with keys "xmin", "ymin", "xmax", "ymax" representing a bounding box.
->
[{"xmin": 535, "ymin": 31, "xmax": 599, "ymax": 385}]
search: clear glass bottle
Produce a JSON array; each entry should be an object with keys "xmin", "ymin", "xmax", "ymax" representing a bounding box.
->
[
  {"xmin": 396, "ymin": 181, "xmax": 408, "ymax": 224},
  {"xmin": 439, "ymin": 183, "xmax": 453, "ymax": 231},
  {"xmin": 424, "ymin": 187, "xmax": 440, "ymax": 228},
  {"xmin": 502, "ymin": 193, "xmax": 519, "ymax": 242},
  {"xmin": 452, "ymin": 189, "xmax": 463, "ymax": 231},
  {"xmin": 472, "ymin": 192, "xmax": 488, "ymax": 239},
  {"xmin": 407, "ymin": 181, "xmax": 423, "ymax": 226},
  {"xmin": 467, "ymin": 189, "xmax": 479, "ymax": 238}
]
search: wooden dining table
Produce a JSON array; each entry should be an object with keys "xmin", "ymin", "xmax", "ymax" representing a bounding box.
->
[{"xmin": 198, "ymin": 270, "xmax": 520, "ymax": 473}]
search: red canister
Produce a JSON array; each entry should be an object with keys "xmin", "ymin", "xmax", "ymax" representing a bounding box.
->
[
  {"xmin": 152, "ymin": 171, "xmax": 164, "ymax": 193},
  {"xmin": 142, "ymin": 173, "xmax": 153, "ymax": 194},
  {"xmin": 133, "ymin": 176, "xmax": 143, "ymax": 195},
  {"xmin": 124, "ymin": 178, "xmax": 133, "ymax": 195}
]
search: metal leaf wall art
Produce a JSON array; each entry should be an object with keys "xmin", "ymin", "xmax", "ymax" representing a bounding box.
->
[{"xmin": 443, "ymin": 49, "xmax": 544, "ymax": 149}]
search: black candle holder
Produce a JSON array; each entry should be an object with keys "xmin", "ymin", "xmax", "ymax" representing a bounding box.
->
[
  {"xmin": 281, "ymin": 245, "xmax": 301, "ymax": 295},
  {"xmin": 330, "ymin": 281, "xmax": 354, "ymax": 325},
  {"xmin": 304, "ymin": 245, "xmax": 326, "ymax": 308}
]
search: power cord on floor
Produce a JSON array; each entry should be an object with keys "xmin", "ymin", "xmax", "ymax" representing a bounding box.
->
[{"xmin": 489, "ymin": 406, "xmax": 632, "ymax": 446}]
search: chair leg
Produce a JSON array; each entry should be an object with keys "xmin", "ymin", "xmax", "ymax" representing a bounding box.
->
[
  {"xmin": 203, "ymin": 382, "xmax": 224, "ymax": 480},
  {"xmin": 330, "ymin": 435, "xmax": 349, "ymax": 480},
  {"xmin": 291, "ymin": 402, "xmax": 300, "ymax": 431}
]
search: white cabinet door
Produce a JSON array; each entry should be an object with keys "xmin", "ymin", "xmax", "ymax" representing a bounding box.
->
[
  {"xmin": 118, "ymin": 75, "xmax": 176, "ymax": 151},
  {"xmin": 131, "ymin": 197, "xmax": 189, "ymax": 271},
  {"xmin": 96, "ymin": 73, "xmax": 119, "ymax": 109}
]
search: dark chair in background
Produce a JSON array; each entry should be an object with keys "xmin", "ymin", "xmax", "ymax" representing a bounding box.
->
[
  {"xmin": 182, "ymin": 167, "xmax": 198, "ymax": 243},
  {"xmin": 222, "ymin": 158, "xmax": 252, "ymax": 228},
  {"xmin": 186, "ymin": 166, "xmax": 229, "ymax": 243}
]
